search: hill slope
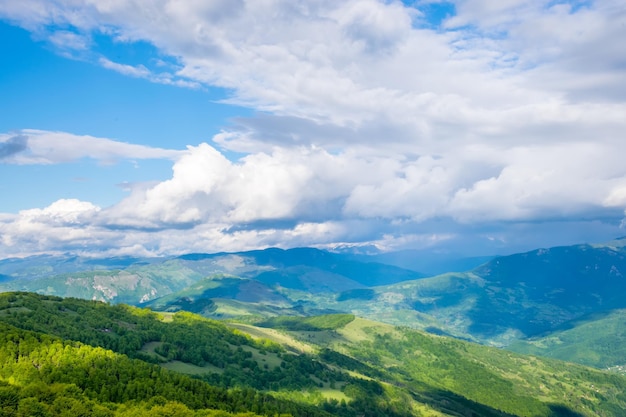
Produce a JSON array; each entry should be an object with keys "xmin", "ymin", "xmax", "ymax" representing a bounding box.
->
[
  {"xmin": 1, "ymin": 292, "xmax": 626, "ymax": 416},
  {"xmin": 507, "ymin": 309, "xmax": 626, "ymax": 370}
]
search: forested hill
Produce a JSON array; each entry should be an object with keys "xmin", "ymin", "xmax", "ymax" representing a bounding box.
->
[
  {"xmin": 1, "ymin": 292, "xmax": 626, "ymax": 416},
  {"xmin": 0, "ymin": 292, "xmax": 399, "ymax": 417}
]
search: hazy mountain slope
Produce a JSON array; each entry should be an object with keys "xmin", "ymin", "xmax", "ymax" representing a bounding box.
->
[
  {"xmin": 467, "ymin": 243, "xmax": 626, "ymax": 340},
  {"xmin": 144, "ymin": 274, "xmax": 294, "ymax": 313},
  {"xmin": 474, "ymin": 244, "xmax": 626, "ymax": 309},
  {"xmin": 1, "ymin": 261, "xmax": 203, "ymax": 304},
  {"xmin": 246, "ymin": 247, "xmax": 426, "ymax": 286},
  {"xmin": 178, "ymin": 247, "xmax": 424, "ymax": 287},
  {"xmin": 254, "ymin": 266, "xmax": 365, "ymax": 293},
  {"xmin": 0, "ymin": 247, "xmax": 423, "ymax": 305},
  {"xmin": 0, "ymin": 254, "xmax": 160, "ymax": 280}
]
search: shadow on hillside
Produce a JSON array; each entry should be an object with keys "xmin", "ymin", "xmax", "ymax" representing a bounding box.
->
[
  {"xmin": 545, "ymin": 309, "xmax": 616, "ymax": 334},
  {"xmin": 413, "ymin": 386, "xmax": 517, "ymax": 417},
  {"xmin": 413, "ymin": 386, "xmax": 587, "ymax": 417},
  {"xmin": 465, "ymin": 294, "xmax": 552, "ymax": 339},
  {"xmin": 546, "ymin": 404, "xmax": 586, "ymax": 417}
]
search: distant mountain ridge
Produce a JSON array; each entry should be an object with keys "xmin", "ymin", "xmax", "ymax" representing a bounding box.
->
[
  {"xmin": 0, "ymin": 247, "xmax": 424, "ymax": 305},
  {"xmin": 3, "ymin": 240, "xmax": 626, "ymax": 371},
  {"xmin": 325, "ymin": 243, "xmax": 626, "ymax": 347}
]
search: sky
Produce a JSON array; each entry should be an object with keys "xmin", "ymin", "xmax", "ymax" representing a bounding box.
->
[{"xmin": 1, "ymin": 0, "xmax": 625, "ymax": 259}]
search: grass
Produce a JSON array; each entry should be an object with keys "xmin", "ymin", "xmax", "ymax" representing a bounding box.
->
[
  {"xmin": 335, "ymin": 316, "xmax": 398, "ymax": 344},
  {"xmin": 139, "ymin": 341, "xmax": 167, "ymax": 361},
  {"xmin": 318, "ymin": 387, "xmax": 348, "ymax": 401},
  {"xmin": 156, "ymin": 311, "xmax": 175, "ymax": 322},
  {"xmin": 161, "ymin": 360, "xmax": 223, "ymax": 375},
  {"xmin": 140, "ymin": 340, "xmax": 225, "ymax": 376},
  {"xmin": 227, "ymin": 322, "xmax": 315, "ymax": 354},
  {"xmin": 239, "ymin": 344, "xmax": 283, "ymax": 369}
]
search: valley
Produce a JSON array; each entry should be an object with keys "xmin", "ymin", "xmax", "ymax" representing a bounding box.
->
[{"xmin": 1, "ymin": 240, "xmax": 626, "ymax": 415}]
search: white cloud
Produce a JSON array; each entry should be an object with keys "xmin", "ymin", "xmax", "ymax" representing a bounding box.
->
[
  {"xmin": 48, "ymin": 30, "xmax": 91, "ymax": 51},
  {"xmin": 1, "ymin": 0, "xmax": 626, "ymax": 257},
  {"xmin": 102, "ymin": 143, "xmax": 346, "ymax": 227},
  {"xmin": 95, "ymin": 137, "xmax": 626, "ymax": 239},
  {"xmin": 19, "ymin": 199, "xmax": 101, "ymax": 225},
  {"xmin": 0, "ymin": 199, "xmax": 104, "ymax": 256},
  {"xmin": 98, "ymin": 57, "xmax": 151, "ymax": 78},
  {"xmin": 98, "ymin": 57, "xmax": 202, "ymax": 88},
  {"xmin": 448, "ymin": 142, "xmax": 626, "ymax": 222},
  {"xmin": 0, "ymin": 129, "xmax": 185, "ymax": 165}
]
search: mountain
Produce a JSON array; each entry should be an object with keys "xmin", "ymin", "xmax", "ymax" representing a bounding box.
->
[
  {"xmin": 0, "ymin": 247, "xmax": 423, "ymax": 305},
  {"xmin": 4, "ymin": 241, "xmax": 626, "ymax": 373},
  {"xmin": 0, "ymin": 253, "xmax": 161, "ymax": 280},
  {"xmin": 178, "ymin": 247, "xmax": 425, "ymax": 287},
  {"xmin": 2, "ymin": 292, "xmax": 626, "ymax": 416},
  {"xmin": 143, "ymin": 274, "xmax": 294, "ymax": 314},
  {"xmin": 0, "ymin": 260, "xmax": 204, "ymax": 304},
  {"xmin": 321, "ymin": 243, "xmax": 626, "ymax": 347}
]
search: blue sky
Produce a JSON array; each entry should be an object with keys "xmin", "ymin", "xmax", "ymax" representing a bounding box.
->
[
  {"xmin": 0, "ymin": 21, "xmax": 245, "ymax": 211},
  {"xmin": 1, "ymin": 0, "xmax": 625, "ymax": 258}
]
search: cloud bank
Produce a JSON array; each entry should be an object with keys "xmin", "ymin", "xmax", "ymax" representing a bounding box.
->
[{"xmin": 1, "ymin": 0, "xmax": 625, "ymax": 257}]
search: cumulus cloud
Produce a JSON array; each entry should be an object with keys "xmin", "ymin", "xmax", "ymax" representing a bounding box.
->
[
  {"xmin": 0, "ymin": 199, "xmax": 103, "ymax": 256},
  {"xmin": 0, "ymin": 129, "xmax": 185, "ymax": 165},
  {"xmin": 1, "ymin": 0, "xmax": 626, "ymax": 257},
  {"xmin": 99, "ymin": 135, "xmax": 618, "ymax": 234}
]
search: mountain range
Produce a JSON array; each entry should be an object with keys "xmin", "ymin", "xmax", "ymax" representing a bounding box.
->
[{"xmin": 2, "ymin": 239, "xmax": 626, "ymax": 373}]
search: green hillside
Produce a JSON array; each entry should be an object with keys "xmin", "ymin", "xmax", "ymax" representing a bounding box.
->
[
  {"xmin": 1, "ymin": 292, "xmax": 625, "ymax": 416},
  {"xmin": 246, "ymin": 316, "xmax": 626, "ymax": 417},
  {"xmin": 257, "ymin": 314, "xmax": 356, "ymax": 331},
  {"xmin": 508, "ymin": 309, "xmax": 626, "ymax": 370},
  {"xmin": 0, "ymin": 292, "xmax": 404, "ymax": 417}
]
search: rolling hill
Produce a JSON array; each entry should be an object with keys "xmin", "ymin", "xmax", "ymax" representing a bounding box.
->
[{"xmin": 1, "ymin": 292, "xmax": 626, "ymax": 416}]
